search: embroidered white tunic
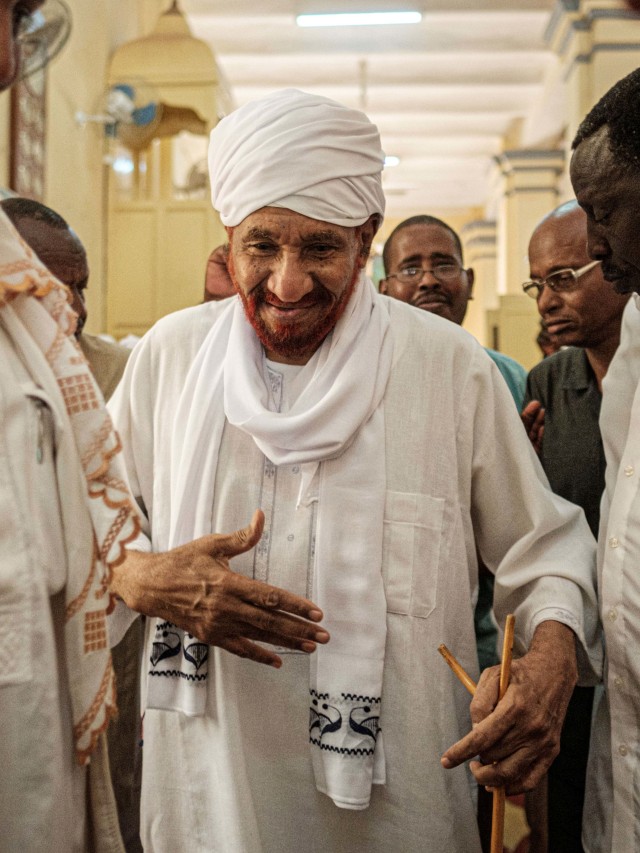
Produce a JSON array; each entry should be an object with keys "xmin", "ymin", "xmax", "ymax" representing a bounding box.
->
[
  {"xmin": 110, "ymin": 295, "xmax": 601, "ymax": 853},
  {"xmin": 582, "ymin": 295, "xmax": 640, "ymax": 853},
  {"xmin": 0, "ymin": 326, "xmax": 86, "ymax": 852}
]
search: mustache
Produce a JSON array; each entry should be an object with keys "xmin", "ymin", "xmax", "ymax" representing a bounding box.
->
[
  {"xmin": 262, "ymin": 289, "xmax": 325, "ymax": 309},
  {"xmin": 411, "ymin": 292, "xmax": 449, "ymax": 305}
]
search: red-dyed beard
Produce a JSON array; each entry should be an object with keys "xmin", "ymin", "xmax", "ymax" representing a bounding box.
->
[{"xmin": 227, "ymin": 252, "xmax": 361, "ymax": 361}]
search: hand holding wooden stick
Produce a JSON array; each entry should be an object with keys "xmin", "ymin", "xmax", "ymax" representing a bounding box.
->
[{"xmin": 438, "ymin": 613, "xmax": 516, "ymax": 853}]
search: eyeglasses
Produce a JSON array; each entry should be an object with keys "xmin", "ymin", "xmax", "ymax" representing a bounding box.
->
[
  {"xmin": 522, "ymin": 260, "xmax": 601, "ymax": 299},
  {"xmin": 385, "ymin": 263, "xmax": 465, "ymax": 285}
]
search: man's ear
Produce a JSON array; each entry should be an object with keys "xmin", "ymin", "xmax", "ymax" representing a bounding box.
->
[
  {"xmin": 379, "ymin": 278, "xmax": 388, "ymax": 294},
  {"xmin": 356, "ymin": 214, "xmax": 381, "ymax": 266},
  {"xmin": 466, "ymin": 266, "xmax": 475, "ymax": 299}
]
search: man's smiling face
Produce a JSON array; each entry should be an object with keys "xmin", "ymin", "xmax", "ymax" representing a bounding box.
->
[{"xmin": 227, "ymin": 207, "xmax": 375, "ymax": 364}]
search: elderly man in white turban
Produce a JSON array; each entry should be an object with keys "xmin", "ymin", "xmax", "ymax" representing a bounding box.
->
[{"xmin": 108, "ymin": 89, "xmax": 601, "ymax": 852}]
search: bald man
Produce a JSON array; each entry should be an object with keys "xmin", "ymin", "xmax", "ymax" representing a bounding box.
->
[{"xmin": 522, "ymin": 200, "xmax": 629, "ymax": 852}]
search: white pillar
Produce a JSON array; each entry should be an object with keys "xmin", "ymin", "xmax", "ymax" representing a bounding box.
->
[
  {"xmin": 461, "ymin": 219, "xmax": 497, "ymax": 349},
  {"xmin": 483, "ymin": 150, "xmax": 564, "ymax": 369}
]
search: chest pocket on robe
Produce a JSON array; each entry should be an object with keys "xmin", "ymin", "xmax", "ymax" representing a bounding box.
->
[{"xmin": 382, "ymin": 490, "xmax": 445, "ymax": 618}]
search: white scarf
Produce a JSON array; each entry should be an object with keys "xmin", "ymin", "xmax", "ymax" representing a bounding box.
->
[
  {"xmin": 147, "ymin": 275, "xmax": 393, "ymax": 809},
  {"xmin": 0, "ymin": 212, "xmax": 140, "ymax": 765}
]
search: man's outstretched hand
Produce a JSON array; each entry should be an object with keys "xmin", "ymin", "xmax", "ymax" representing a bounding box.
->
[
  {"xmin": 110, "ymin": 509, "xmax": 329, "ymax": 668},
  {"xmin": 441, "ymin": 621, "xmax": 577, "ymax": 794}
]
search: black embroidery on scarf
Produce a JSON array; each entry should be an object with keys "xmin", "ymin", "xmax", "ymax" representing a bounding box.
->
[
  {"xmin": 348, "ymin": 705, "xmax": 381, "ymax": 741},
  {"xmin": 310, "ymin": 739, "xmax": 377, "ymax": 756},
  {"xmin": 150, "ymin": 625, "xmax": 182, "ymax": 667},
  {"xmin": 309, "ymin": 698, "xmax": 343, "ymax": 735},
  {"xmin": 149, "ymin": 622, "xmax": 209, "ymax": 672},
  {"xmin": 183, "ymin": 639, "xmax": 208, "ymax": 671},
  {"xmin": 308, "ymin": 690, "xmax": 382, "ymax": 752},
  {"xmin": 310, "ymin": 689, "xmax": 330, "ymax": 700},
  {"xmin": 148, "ymin": 669, "xmax": 207, "ymax": 682},
  {"xmin": 342, "ymin": 693, "xmax": 381, "ymax": 703}
]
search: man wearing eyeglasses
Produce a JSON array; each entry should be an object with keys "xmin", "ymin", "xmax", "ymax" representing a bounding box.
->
[
  {"xmin": 521, "ymin": 200, "xmax": 629, "ymax": 853},
  {"xmin": 522, "ymin": 200, "xmax": 629, "ymax": 496},
  {"xmin": 380, "ymin": 215, "xmax": 527, "ymax": 410}
]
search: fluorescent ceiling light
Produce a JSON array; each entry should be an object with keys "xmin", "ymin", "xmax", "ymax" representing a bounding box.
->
[
  {"xmin": 296, "ymin": 11, "xmax": 422, "ymax": 28},
  {"xmin": 384, "ymin": 155, "xmax": 400, "ymax": 167}
]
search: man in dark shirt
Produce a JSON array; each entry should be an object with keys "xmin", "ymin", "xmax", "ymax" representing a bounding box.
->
[{"xmin": 522, "ymin": 199, "xmax": 629, "ymax": 852}]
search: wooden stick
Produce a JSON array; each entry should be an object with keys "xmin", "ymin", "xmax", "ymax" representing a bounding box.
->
[
  {"xmin": 438, "ymin": 644, "xmax": 477, "ymax": 696},
  {"xmin": 490, "ymin": 614, "xmax": 516, "ymax": 853}
]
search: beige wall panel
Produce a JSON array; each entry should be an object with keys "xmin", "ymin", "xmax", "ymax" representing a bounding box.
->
[
  {"xmin": 494, "ymin": 294, "xmax": 540, "ymax": 372},
  {"xmin": 157, "ymin": 206, "xmax": 217, "ymax": 317},
  {"xmin": 45, "ymin": 0, "xmax": 141, "ymax": 334},
  {"xmin": 107, "ymin": 207, "xmax": 156, "ymax": 337}
]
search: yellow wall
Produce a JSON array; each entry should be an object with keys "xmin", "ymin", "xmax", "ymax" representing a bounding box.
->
[
  {"xmin": 45, "ymin": 0, "xmax": 140, "ymax": 334},
  {"xmin": 2, "ymin": 0, "xmax": 217, "ymax": 336},
  {"xmin": 0, "ymin": 1, "xmax": 162, "ymax": 334}
]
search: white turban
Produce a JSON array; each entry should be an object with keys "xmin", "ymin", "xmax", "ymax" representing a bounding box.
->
[{"xmin": 209, "ymin": 88, "xmax": 386, "ymax": 227}]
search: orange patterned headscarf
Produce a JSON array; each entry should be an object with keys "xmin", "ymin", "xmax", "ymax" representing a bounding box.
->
[{"xmin": 0, "ymin": 211, "xmax": 140, "ymax": 764}]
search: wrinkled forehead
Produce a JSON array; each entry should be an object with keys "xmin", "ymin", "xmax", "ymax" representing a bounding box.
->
[
  {"xmin": 387, "ymin": 223, "xmax": 461, "ymax": 266},
  {"xmin": 232, "ymin": 206, "xmax": 359, "ymax": 242},
  {"xmin": 570, "ymin": 126, "xmax": 616, "ymax": 199}
]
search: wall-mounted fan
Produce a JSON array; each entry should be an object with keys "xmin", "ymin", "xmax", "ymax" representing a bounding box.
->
[
  {"xmin": 76, "ymin": 81, "xmax": 207, "ymax": 152},
  {"xmin": 18, "ymin": 0, "xmax": 72, "ymax": 80},
  {"xmin": 76, "ymin": 80, "xmax": 160, "ymax": 143}
]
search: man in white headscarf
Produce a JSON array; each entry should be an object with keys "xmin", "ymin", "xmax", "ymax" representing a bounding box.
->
[{"xmin": 109, "ymin": 89, "xmax": 601, "ymax": 853}]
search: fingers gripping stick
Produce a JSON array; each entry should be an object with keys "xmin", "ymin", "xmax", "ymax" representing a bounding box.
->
[{"xmin": 438, "ymin": 613, "xmax": 516, "ymax": 853}]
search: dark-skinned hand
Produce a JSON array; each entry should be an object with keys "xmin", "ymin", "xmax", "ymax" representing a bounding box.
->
[
  {"xmin": 110, "ymin": 509, "xmax": 329, "ymax": 668},
  {"xmin": 521, "ymin": 399, "xmax": 545, "ymax": 455},
  {"xmin": 441, "ymin": 621, "xmax": 577, "ymax": 794}
]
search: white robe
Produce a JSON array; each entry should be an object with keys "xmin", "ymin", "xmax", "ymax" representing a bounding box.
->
[
  {"xmin": 0, "ymin": 325, "xmax": 87, "ymax": 852},
  {"xmin": 110, "ymin": 294, "xmax": 601, "ymax": 853},
  {"xmin": 583, "ymin": 295, "xmax": 640, "ymax": 852}
]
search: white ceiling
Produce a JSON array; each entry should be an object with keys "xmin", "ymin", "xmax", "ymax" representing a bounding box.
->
[{"xmin": 182, "ymin": 0, "xmax": 561, "ymax": 219}]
